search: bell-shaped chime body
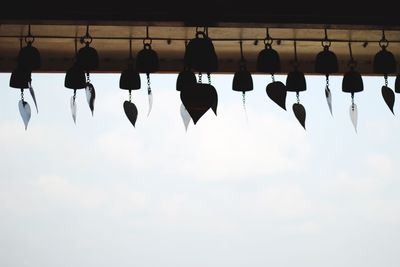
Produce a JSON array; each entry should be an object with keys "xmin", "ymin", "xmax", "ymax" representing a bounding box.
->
[
  {"xmin": 77, "ymin": 44, "xmax": 99, "ymax": 71},
  {"xmin": 136, "ymin": 44, "xmax": 159, "ymax": 73},
  {"xmin": 286, "ymin": 69, "xmax": 306, "ymax": 92},
  {"xmin": 10, "ymin": 67, "xmax": 31, "ymax": 89},
  {"xmin": 120, "ymin": 64, "xmax": 141, "ymax": 90},
  {"xmin": 233, "ymin": 65, "xmax": 253, "ymax": 92},
  {"xmin": 373, "ymin": 47, "xmax": 397, "ymax": 75},
  {"xmin": 342, "ymin": 69, "xmax": 364, "ymax": 93},
  {"xmin": 65, "ymin": 63, "xmax": 86, "ymax": 89},
  {"xmin": 17, "ymin": 42, "xmax": 41, "ymax": 70},
  {"xmin": 315, "ymin": 47, "xmax": 338, "ymax": 74},
  {"xmin": 184, "ymin": 31, "xmax": 218, "ymax": 72},
  {"xmin": 257, "ymin": 44, "xmax": 281, "ymax": 73},
  {"xmin": 176, "ymin": 69, "xmax": 196, "ymax": 91}
]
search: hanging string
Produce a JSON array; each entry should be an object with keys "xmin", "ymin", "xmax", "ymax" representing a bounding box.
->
[
  {"xmin": 207, "ymin": 72, "xmax": 211, "ymax": 84},
  {"xmin": 129, "ymin": 89, "xmax": 132, "ymax": 102},
  {"xmin": 351, "ymin": 92, "xmax": 355, "ymax": 111},
  {"xmin": 20, "ymin": 89, "xmax": 24, "ymax": 101},
  {"xmin": 129, "ymin": 38, "xmax": 133, "ymax": 60},
  {"xmin": 296, "ymin": 92, "xmax": 300, "ymax": 104},
  {"xmin": 198, "ymin": 72, "xmax": 202, "ymax": 83},
  {"xmin": 147, "ymin": 73, "xmax": 151, "ymax": 94}
]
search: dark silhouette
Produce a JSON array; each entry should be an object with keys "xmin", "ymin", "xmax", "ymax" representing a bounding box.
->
[
  {"xmin": 120, "ymin": 39, "xmax": 141, "ymax": 128},
  {"xmin": 176, "ymin": 70, "xmax": 196, "ymax": 92},
  {"xmin": 286, "ymin": 41, "xmax": 306, "ymax": 129},
  {"xmin": 373, "ymin": 31, "xmax": 397, "ymax": 114},
  {"xmin": 184, "ymin": 29, "xmax": 218, "ymax": 72},
  {"xmin": 180, "ymin": 83, "xmax": 218, "ymax": 124}
]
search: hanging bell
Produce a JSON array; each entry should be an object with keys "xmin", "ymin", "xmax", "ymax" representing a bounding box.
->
[
  {"xmin": 77, "ymin": 43, "xmax": 99, "ymax": 71},
  {"xmin": 64, "ymin": 63, "xmax": 86, "ymax": 89},
  {"xmin": 176, "ymin": 69, "xmax": 196, "ymax": 91},
  {"xmin": 10, "ymin": 67, "xmax": 31, "ymax": 89},
  {"xmin": 17, "ymin": 42, "xmax": 41, "ymax": 70},
  {"xmin": 233, "ymin": 66, "xmax": 253, "ymax": 92},
  {"xmin": 256, "ymin": 44, "xmax": 281, "ymax": 73},
  {"xmin": 184, "ymin": 31, "xmax": 218, "ymax": 72},
  {"xmin": 342, "ymin": 69, "xmax": 364, "ymax": 93},
  {"xmin": 120, "ymin": 64, "xmax": 141, "ymax": 90},
  {"xmin": 136, "ymin": 43, "xmax": 159, "ymax": 73},
  {"xmin": 315, "ymin": 47, "xmax": 338, "ymax": 74},
  {"xmin": 286, "ymin": 70, "xmax": 306, "ymax": 92},
  {"xmin": 395, "ymin": 74, "xmax": 400, "ymax": 93},
  {"xmin": 373, "ymin": 47, "xmax": 397, "ymax": 75}
]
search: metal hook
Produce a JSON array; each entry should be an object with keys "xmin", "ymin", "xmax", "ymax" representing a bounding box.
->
[
  {"xmin": 24, "ymin": 24, "xmax": 35, "ymax": 44},
  {"xmin": 264, "ymin": 27, "xmax": 273, "ymax": 46},
  {"xmin": 80, "ymin": 24, "xmax": 93, "ymax": 45},
  {"xmin": 321, "ymin": 28, "xmax": 331, "ymax": 48},
  {"xmin": 379, "ymin": 29, "xmax": 389, "ymax": 48}
]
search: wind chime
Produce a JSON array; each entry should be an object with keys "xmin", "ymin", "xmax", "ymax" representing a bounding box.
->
[
  {"xmin": 232, "ymin": 40, "xmax": 253, "ymax": 117},
  {"xmin": 64, "ymin": 37, "xmax": 86, "ymax": 123},
  {"xmin": 119, "ymin": 38, "xmax": 141, "ymax": 127},
  {"xmin": 286, "ymin": 41, "xmax": 306, "ymax": 129},
  {"xmin": 373, "ymin": 30, "xmax": 397, "ymax": 114},
  {"xmin": 181, "ymin": 27, "xmax": 218, "ymax": 124},
  {"xmin": 9, "ymin": 25, "xmax": 40, "ymax": 130},
  {"xmin": 342, "ymin": 42, "xmax": 363, "ymax": 132},
  {"xmin": 257, "ymin": 28, "xmax": 286, "ymax": 110},
  {"xmin": 136, "ymin": 26, "xmax": 159, "ymax": 117},
  {"xmin": 176, "ymin": 41, "xmax": 197, "ymax": 130},
  {"xmin": 315, "ymin": 29, "xmax": 338, "ymax": 115},
  {"xmin": 76, "ymin": 25, "xmax": 98, "ymax": 117}
]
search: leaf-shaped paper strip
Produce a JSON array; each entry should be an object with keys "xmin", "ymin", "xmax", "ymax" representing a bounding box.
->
[
  {"xmin": 18, "ymin": 100, "xmax": 31, "ymax": 130},
  {"xmin": 147, "ymin": 90, "xmax": 153, "ymax": 117},
  {"xmin": 292, "ymin": 103, "xmax": 306, "ymax": 130},
  {"xmin": 180, "ymin": 103, "xmax": 191, "ymax": 131},
  {"xmin": 123, "ymin": 101, "xmax": 138, "ymax": 127},
  {"xmin": 85, "ymin": 83, "xmax": 96, "ymax": 116},
  {"xmin": 29, "ymin": 82, "xmax": 38, "ymax": 113},
  {"xmin": 325, "ymin": 86, "xmax": 333, "ymax": 116},
  {"xmin": 381, "ymin": 86, "xmax": 395, "ymax": 114},
  {"xmin": 266, "ymin": 81, "xmax": 287, "ymax": 110},
  {"xmin": 349, "ymin": 103, "xmax": 358, "ymax": 133},
  {"xmin": 70, "ymin": 96, "xmax": 77, "ymax": 124}
]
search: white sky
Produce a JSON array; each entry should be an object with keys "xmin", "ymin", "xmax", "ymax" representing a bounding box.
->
[{"xmin": 0, "ymin": 73, "xmax": 400, "ymax": 267}]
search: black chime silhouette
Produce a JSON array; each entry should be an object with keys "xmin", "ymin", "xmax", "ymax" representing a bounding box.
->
[
  {"xmin": 257, "ymin": 28, "xmax": 287, "ymax": 110},
  {"xmin": 342, "ymin": 42, "xmax": 363, "ymax": 132},
  {"xmin": 136, "ymin": 26, "xmax": 159, "ymax": 117},
  {"xmin": 64, "ymin": 37, "xmax": 88, "ymax": 124},
  {"xmin": 119, "ymin": 39, "xmax": 141, "ymax": 127},
  {"xmin": 373, "ymin": 30, "xmax": 397, "ymax": 114},
  {"xmin": 9, "ymin": 25, "xmax": 40, "ymax": 130},
  {"xmin": 181, "ymin": 27, "xmax": 218, "ymax": 124},
  {"xmin": 232, "ymin": 40, "xmax": 253, "ymax": 116},
  {"xmin": 315, "ymin": 29, "xmax": 338, "ymax": 115},
  {"xmin": 76, "ymin": 25, "xmax": 98, "ymax": 117},
  {"xmin": 176, "ymin": 41, "xmax": 197, "ymax": 130},
  {"xmin": 286, "ymin": 41, "xmax": 306, "ymax": 129}
]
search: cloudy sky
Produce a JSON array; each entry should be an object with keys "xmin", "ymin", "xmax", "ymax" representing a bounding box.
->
[{"xmin": 0, "ymin": 73, "xmax": 400, "ymax": 267}]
